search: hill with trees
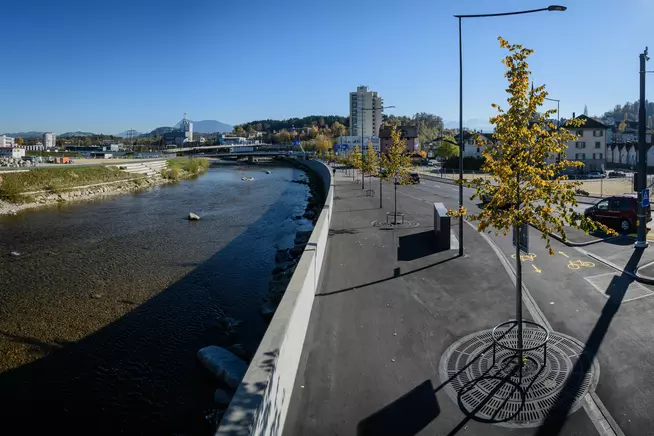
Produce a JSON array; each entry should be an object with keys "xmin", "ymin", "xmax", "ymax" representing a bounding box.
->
[{"xmin": 601, "ymin": 101, "xmax": 654, "ymax": 124}]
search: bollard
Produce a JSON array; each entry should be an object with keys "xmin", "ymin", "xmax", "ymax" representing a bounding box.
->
[{"xmin": 433, "ymin": 202, "xmax": 451, "ymax": 250}]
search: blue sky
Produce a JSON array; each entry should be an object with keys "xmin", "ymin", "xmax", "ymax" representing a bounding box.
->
[{"xmin": 1, "ymin": 0, "xmax": 653, "ymax": 134}]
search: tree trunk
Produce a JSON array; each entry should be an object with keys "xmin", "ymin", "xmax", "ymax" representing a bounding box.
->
[
  {"xmin": 515, "ymin": 223, "xmax": 523, "ymax": 362},
  {"xmin": 394, "ymin": 179, "xmax": 398, "ymax": 224},
  {"xmin": 516, "ymin": 171, "xmax": 523, "ymax": 365}
]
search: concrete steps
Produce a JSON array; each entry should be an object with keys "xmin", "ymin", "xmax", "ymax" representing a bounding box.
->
[{"xmin": 113, "ymin": 160, "xmax": 167, "ymax": 177}]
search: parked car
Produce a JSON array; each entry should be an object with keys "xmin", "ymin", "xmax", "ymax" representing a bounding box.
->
[
  {"xmin": 587, "ymin": 171, "xmax": 606, "ymax": 179},
  {"xmin": 584, "ymin": 195, "xmax": 652, "ymax": 233},
  {"xmin": 608, "ymin": 171, "xmax": 626, "ymax": 178},
  {"xmin": 409, "ymin": 172, "xmax": 420, "ymax": 184}
]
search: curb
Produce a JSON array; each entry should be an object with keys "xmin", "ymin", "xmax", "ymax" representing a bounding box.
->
[
  {"xmin": 574, "ymin": 246, "xmax": 654, "ymax": 286},
  {"xmin": 419, "ymin": 174, "xmax": 457, "ymax": 185},
  {"xmin": 530, "ymin": 223, "xmax": 623, "ymax": 247},
  {"xmin": 634, "ymin": 265, "xmax": 654, "ymax": 284}
]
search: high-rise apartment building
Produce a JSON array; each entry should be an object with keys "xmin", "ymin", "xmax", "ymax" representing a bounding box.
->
[
  {"xmin": 42, "ymin": 132, "xmax": 56, "ymax": 149},
  {"xmin": 349, "ymin": 86, "xmax": 382, "ymax": 137},
  {"xmin": 0, "ymin": 135, "xmax": 15, "ymax": 147}
]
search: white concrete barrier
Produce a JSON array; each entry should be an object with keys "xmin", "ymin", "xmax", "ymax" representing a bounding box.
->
[{"xmin": 216, "ymin": 159, "xmax": 333, "ymax": 436}]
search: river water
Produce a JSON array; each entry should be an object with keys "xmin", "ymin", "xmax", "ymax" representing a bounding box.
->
[{"xmin": 0, "ymin": 164, "xmax": 313, "ymax": 434}]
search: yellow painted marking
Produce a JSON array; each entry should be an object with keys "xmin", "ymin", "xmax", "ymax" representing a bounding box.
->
[
  {"xmin": 532, "ymin": 265, "xmax": 542, "ymax": 273},
  {"xmin": 568, "ymin": 259, "xmax": 595, "ymax": 270},
  {"xmin": 558, "ymin": 251, "xmax": 569, "ymax": 258},
  {"xmin": 511, "ymin": 252, "xmax": 537, "ymax": 262}
]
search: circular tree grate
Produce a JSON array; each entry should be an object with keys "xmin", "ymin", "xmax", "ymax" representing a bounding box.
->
[
  {"xmin": 372, "ymin": 220, "xmax": 420, "ymax": 229},
  {"xmin": 439, "ymin": 328, "xmax": 599, "ymax": 427}
]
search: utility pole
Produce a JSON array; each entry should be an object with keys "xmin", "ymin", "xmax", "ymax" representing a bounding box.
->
[
  {"xmin": 361, "ymin": 108, "xmax": 365, "ymax": 189},
  {"xmin": 636, "ymin": 47, "xmax": 649, "ymax": 248}
]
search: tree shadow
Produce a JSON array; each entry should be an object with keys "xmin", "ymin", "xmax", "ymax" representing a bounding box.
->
[
  {"xmin": 397, "ymin": 230, "xmax": 448, "ymax": 261},
  {"xmin": 535, "ymin": 248, "xmax": 643, "ymax": 436},
  {"xmin": 357, "ymin": 380, "xmax": 440, "ymax": 436},
  {"xmin": 316, "ymin": 254, "xmax": 460, "ymax": 297},
  {"xmin": 0, "ymin": 178, "xmax": 312, "ymax": 435}
]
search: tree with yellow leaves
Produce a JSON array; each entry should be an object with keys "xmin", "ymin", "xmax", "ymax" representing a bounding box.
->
[
  {"xmin": 381, "ymin": 125, "xmax": 413, "ymax": 223},
  {"xmin": 449, "ymin": 37, "xmax": 613, "ymax": 356},
  {"xmin": 349, "ymin": 145, "xmax": 362, "ymax": 182},
  {"xmin": 362, "ymin": 141, "xmax": 379, "ymax": 190}
]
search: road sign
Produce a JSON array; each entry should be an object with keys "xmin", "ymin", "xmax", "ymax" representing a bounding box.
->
[
  {"xmin": 334, "ymin": 144, "xmax": 341, "ymax": 151},
  {"xmin": 293, "ymin": 140, "xmax": 300, "ymax": 146},
  {"xmin": 512, "ymin": 223, "xmax": 529, "ymax": 253},
  {"xmin": 643, "ymin": 188, "xmax": 650, "ymax": 207}
]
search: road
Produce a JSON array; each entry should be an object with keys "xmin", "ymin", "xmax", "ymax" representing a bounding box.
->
[{"xmin": 394, "ymin": 176, "xmax": 654, "ymax": 436}]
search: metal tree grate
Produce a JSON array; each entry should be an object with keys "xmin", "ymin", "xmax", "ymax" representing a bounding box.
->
[
  {"xmin": 439, "ymin": 328, "xmax": 599, "ymax": 428},
  {"xmin": 372, "ymin": 220, "xmax": 420, "ymax": 229}
]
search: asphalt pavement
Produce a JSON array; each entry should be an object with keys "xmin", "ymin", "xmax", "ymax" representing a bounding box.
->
[
  {"xmin": 398, "ymin": 175, "xmax": 654, "ymax": 436},
  {"xmin": 284, "ymin": 170, "xmax": 604, "ymax": 436}
]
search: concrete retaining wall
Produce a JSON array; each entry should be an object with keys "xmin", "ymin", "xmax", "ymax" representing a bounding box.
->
[{"xmin": 216, "ymin": 159, "xmax": 333, "ymax": 436}]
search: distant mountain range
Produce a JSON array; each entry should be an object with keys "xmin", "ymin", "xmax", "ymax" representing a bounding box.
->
[
  {"xmin": 59, "ymin": 131, "xmax": 98, "ymax": 138},
  {"xmin": 115, "ymin": 130, "xmax": 144, "ymax": 138},
  {"xmin": 174, "ymin": 119, "xmax": 232, "ymax": 134},
  {"xmin": 140, "ymin": 127, "xmax": 176, "ymax": 137},
  {"xmin": 3, "ymin": 118, "xmax": 233, "ymax": 139},
  {"xmin": 444, "ymin": 119, "xmax": 493, "ymax": 132},
  {"xmin": 1, "ymin": 131, "xmax": 45, "ymax": 139}
]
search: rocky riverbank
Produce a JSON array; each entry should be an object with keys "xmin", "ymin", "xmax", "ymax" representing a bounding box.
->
[
  {"xmin": 261, "ymin": 171, "xmax": 324, "ymax": 320},
  {"xmin": 0, "ymin": 165, "xmax": 205, "ymax": 216}
]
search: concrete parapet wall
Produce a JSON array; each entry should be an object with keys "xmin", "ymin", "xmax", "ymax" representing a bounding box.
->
[{"xmin": 216, "ymin": 159, "xmax": 332, "ymax": 436}]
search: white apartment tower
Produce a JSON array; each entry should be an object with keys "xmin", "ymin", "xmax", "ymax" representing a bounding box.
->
[
  {"xmin": 42, "ymin": 132, "xmax": 56, "ymax": 149},
  {"xmin": 349, "ymin": 86, "xmax": 382, "ymax": 137}
]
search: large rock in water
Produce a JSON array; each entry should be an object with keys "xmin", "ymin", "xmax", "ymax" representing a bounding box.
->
[{"xmin": 197, "ymin": 346, "xmax": 248, "ymax": 390}]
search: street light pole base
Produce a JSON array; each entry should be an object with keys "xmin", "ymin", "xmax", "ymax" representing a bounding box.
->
[{"xmin": 635, "ymin": 240, "xmax": 649, "ymax": 249}]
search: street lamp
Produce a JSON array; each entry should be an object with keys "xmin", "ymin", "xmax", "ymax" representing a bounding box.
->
[
  {"xmin": 543, "ymin": 96, "xmax": 560, "ymax": 129},
  {"xmin": 543, "ymin": 96, "xmax": 562, "ymax": 163},
  {"xmin": 636, "ymin": 47, "xmax": 650, "ymax": 248},
  {"xmin": 359, "ymin": 105, "xmax": 395, "ymax": 190},
  {"xmin": 454, "ymin": 5, "xmax": 566, "ymax": 258}
]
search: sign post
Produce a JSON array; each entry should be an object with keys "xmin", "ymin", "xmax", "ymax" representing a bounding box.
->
[{"xmin": 512, "ymin": 223, "xmax": 529, "ymax": 253}]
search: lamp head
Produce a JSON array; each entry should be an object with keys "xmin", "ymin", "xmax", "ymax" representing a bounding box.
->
[{"xmin": 547, "ymin": 5, "xmax": 567, "ymax": 11}]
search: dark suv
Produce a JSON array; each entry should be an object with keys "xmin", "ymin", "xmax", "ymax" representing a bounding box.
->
[{"xmin": 584, "ymin": 195, "xmax": 652, "ymax": 233}]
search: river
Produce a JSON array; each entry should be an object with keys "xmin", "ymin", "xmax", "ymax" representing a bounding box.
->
[{"xmin": 0, "ymin": 163, "xmax": 314, "ymax": 434}]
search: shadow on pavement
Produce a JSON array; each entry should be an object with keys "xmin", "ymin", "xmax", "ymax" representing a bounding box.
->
[
  {"xmin": 316, "ymin": 254, "xmax": 460, "ymax": 297},
  {"xmin": 357, "ymin": 380, "xmax": 440, "ymax": 436},
  {"xmin": 535, "ymin": 248, "xmax": 643, "ymax": 436},
  {"xmin": 397, "ymin": 231, "xmax": 448, "ymax": 261}
]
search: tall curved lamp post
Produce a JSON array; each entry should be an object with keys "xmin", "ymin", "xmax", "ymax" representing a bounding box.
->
[{"xmin": 454, "ymin": 5, "xmax": 567, "ymax": 257}]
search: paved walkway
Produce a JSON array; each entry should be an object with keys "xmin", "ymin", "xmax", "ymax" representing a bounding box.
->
[{"xmin": 284, "ymin": 170, "xmax": 600, "ymax": 436}]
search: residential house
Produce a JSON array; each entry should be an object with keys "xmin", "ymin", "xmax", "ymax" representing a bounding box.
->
[
  {"xmin": 563, "ymin": 114, "xmax": 607, "ymax": 172},
  {"xmin": 461, "ymin": 131, "xmax": 495, "ymax": 158},
  {"xmin": 379, "ymin": 125, "xmax": 419, "ymax": 153}
]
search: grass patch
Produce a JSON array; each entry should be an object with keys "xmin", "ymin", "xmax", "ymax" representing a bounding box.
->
[
  {"xmin": 166, "ymin": 157, "xmax": 209, "ymax": 173},
  {"xmin": 164, "ymin": 158, "xmax": 209, "ymax": 180},
  {"xmin": 0, "ymin": 166, "xmax": 139, "ymax": 202}
]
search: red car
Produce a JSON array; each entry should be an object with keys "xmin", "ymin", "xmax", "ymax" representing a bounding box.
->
[{"xmin": 584, "ymin": 195, "xmax": 652, "ymax": 233}]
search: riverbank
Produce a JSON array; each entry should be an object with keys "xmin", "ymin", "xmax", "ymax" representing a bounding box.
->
[{"xmin": 0, "ymin": 158, "xmax": 208, "ymax": 215}]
